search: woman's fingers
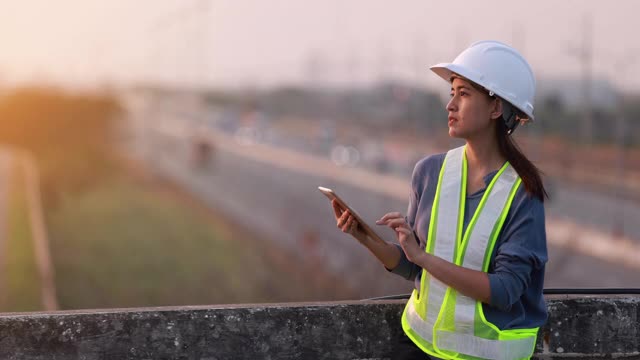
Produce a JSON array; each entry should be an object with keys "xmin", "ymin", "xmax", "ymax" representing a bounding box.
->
[
  {"xmin": 385, "ymin": 218, "xmax": 410, "ymax": 230},
  {"xmin": 342, "ymin": 215, "xmax": 353, "ymax": 232},
  {"xmin": 341, "ymin": 215, "xmax": 357, "ymax": 233},
  {"xmin": 330, "ymin": 201, "xmax": 360, "ymax": 237},
  {"xmin": 376, "ymin": 212, "xmax": 403, "ymax": 225},
  {"xmin": 336, "ymin": 209, "xmax": 351, "ymax": 227},
  {"xmin": 331, "ymin": 199, "xmax": 344, "ymax": 218},
  {"xmin": 380, "ymin": 218, "xmax": 411, "ymax": 230}
]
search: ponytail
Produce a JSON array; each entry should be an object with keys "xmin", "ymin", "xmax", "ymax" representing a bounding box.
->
[{"xmin": 495, "ymin": 118, "xmax": 548, "ymax": 202}]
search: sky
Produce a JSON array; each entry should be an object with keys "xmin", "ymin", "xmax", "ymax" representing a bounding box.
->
[{"xmin": 0, "ymin": 0, "xmax": 638, "ymax": 92}]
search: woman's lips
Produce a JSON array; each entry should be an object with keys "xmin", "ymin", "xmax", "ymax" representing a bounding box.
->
[{"xmin": 448, "ymin": 116, "xmax": 458, "ymax": 126}]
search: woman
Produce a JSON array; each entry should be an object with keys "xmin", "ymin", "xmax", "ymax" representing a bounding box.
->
[{"xmin": 332, "ymin": 40, "xmax": 548, "ymax": 360}]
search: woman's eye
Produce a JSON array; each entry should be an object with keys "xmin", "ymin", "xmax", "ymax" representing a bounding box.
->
[
  {"xmin": 449, "ymin": 92, "xmax": 455, "ymax": 97},
  {"xmin": 460, "ymin": 91, "xmax": 468, "ymax": 97}
]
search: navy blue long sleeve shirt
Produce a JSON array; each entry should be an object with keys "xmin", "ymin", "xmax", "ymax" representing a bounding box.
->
[{"xmin": 388, "ymin": 152, "xmax": 548, "ymax": 330}]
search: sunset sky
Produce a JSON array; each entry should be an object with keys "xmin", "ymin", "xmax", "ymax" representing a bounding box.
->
[{"xmin": 1, "ymin": 0, "xmax": 638, "ymax": 92}]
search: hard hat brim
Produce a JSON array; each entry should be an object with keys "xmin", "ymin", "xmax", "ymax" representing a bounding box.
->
[
  {"xmin": 429, "ymin": 62, "xmax": 535, "ymax": 121},
  {"xmin": 430, "ymin": 63, "xmax": 484, "ymax": 87}
]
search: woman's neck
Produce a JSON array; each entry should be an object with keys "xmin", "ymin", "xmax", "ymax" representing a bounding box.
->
[{"xmin": 464, "ymin": 132, "xmax": 505, "ymax": 175}]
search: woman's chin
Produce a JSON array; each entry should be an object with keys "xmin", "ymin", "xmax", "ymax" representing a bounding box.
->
[{"xmin": 448, "ymin": 128, "xmax": 463, "ymax": 138}]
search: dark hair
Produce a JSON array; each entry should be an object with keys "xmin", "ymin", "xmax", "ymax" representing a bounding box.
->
[
  {"xmin": 451, "ymin": 73, "xmax": 548, "ymax": 202},
  {"xmin": 494, "ymin": 117, "xmax": 548, "ymax": 202}
]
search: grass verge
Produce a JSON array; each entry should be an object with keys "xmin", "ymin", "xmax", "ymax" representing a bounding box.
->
[{"xmin": 48, "ymin": 160, "xmax": 355, "ymax": 310}]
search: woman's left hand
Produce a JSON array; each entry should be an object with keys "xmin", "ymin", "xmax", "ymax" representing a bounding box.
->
[{"xmin": 376, "ymin": 212, "xmax": 424, "ymax": 264}]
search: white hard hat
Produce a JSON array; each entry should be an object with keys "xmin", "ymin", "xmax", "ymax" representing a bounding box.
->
[{"xmin": 430, "ymin": 40, "xmax": 536, "ymax": 121}]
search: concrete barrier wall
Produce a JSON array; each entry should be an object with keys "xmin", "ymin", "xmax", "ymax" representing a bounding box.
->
[{"xmin": 0, "ymin": 295, "xmax": 638, "ymax": 359}]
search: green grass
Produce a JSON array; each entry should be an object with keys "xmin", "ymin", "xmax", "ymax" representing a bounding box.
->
[
  {"xmin": 2, "ymin": 160, "xmax": 43, "ymax": 312},
  {"xmin": 48, "ymin": 173, "xmax": 353, "ymax": 310}
]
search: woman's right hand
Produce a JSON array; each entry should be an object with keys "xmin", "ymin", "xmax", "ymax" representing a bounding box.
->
[{"xmin": 332, "ymin": 199, "xmax": 368, "ymax": 243}]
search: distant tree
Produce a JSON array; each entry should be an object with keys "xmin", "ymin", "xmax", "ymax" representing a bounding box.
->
[{"xmin": 0, "ymin": 86, "xmax": 123, "ymax": 204}]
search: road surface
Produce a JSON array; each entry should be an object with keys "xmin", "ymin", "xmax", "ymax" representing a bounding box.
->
[{"xmin": 122, "ymin": 95, "xmax": 640, "ymax": 299}]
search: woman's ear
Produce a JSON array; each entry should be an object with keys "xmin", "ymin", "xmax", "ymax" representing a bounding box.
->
[{"xmin": 489, "ymin": 98, "xmax": 503, "ymax": 120}]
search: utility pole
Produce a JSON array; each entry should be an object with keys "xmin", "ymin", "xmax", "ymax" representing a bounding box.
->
[
  {"xmin": 611, "ymin": 55, "xmax": 636, "ymax": 240},
  {"xmin": 613, "ymin": 88, "xmax": 627, "ymax": 239},
  {"xmin": 581, "ymin": 13, "xmax": 594, "ymax": 146},
  {"xmin": 410, "ymin": 35, "xmax": 426, "ymax": 130},
  {"xmin": 566, "ymin": 13, "xmax": 594, "ymax": 175},
  {"xmin": 304, "ymin": 50, "xmax": 327, "ymax": 90},
  {"xmin": 566, "ymin": 13, "xmax": 594, "ymax": 146},
  {"xmin": 578, "ymin": 14, "xmax": 593, "ymax": 147}
]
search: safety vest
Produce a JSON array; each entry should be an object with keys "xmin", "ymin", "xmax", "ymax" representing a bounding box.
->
[{"xmin": 401, "ymin": 146, "xmax": 539, "ymax": 360}]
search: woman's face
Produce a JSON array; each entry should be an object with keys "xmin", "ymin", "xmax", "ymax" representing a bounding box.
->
[{"xmin": 446, "ymin": 77, "xmax": 498, "ymax": 139}]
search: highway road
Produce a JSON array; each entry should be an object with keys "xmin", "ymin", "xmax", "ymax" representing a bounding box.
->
[{"xmin": 122, "ymin": 94, "xmax": 640, "ymax": 300}]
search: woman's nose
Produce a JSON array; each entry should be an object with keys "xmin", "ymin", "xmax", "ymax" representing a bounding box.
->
[{"xmin": 446, "ymin": 96, "xmax": 457, "ymax": 112}]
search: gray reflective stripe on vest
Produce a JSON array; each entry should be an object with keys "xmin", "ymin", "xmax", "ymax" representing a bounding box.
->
[
  {"xmin": 452, "ymin": 165, "xmax": 519, "ymax": 335},
  {"xmin": 436, "ymin": 331, "xmax": 535, "ymax": 360},
  {"xmin": 405, "ymin": 146, "xmax": 465, "ymax": 342},
  {"xmin": 405, "ymin": 297, "xmax": 434, "ymax": 340}
]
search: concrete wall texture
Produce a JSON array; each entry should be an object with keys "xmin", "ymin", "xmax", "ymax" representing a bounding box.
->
[{"xmin": 0, "ymin": 295, "xmax": 638, "ymax": 359}]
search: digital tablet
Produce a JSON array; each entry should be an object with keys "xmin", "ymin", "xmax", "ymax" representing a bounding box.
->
[{"xmin": 318, "ymin": 186, "xmax": 386, "ymax": 244}]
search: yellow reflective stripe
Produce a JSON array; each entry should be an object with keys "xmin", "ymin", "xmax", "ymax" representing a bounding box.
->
[
  {"xmin": 457, "ymin": 146, "xmax": 468, "ymax": 247},
  {"xmin": 475, "ymin": 176, "xmax": 524, "ymax": 337},
  {"xmin": 475, "ymin": 300, "xmax": 501, "ymax": 341},
  {"xmin": 455, "ymin": 161, "xmax": 511, "ymax": 266},
  {"xmin": 419, "ymin": 152, "xmax": 449, "ymax": 303},
  {"xmin": 429, "ymin": 147, "xmax": 464, "ymax": 344},
  {"xmin": 426, "ymin": 152, "xmax": 448, "ymax": 255},
  {"xmin": 482, "ymin": 177, "xmax": 522, "ymax": 272},
  {"xmin": 404, "ymin": 292, "xmax": 433, "ymax": 339},
  {"xmin": 432, "ymin": 286, "xmax": 456, "ymax": 358},
  {"xmin": 461, "ymin": 165, "xmax": 519, "ymax": 272},
  {"xmin": 402, "ymin": 291, "xmax": 448, "ymax": 359}
]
